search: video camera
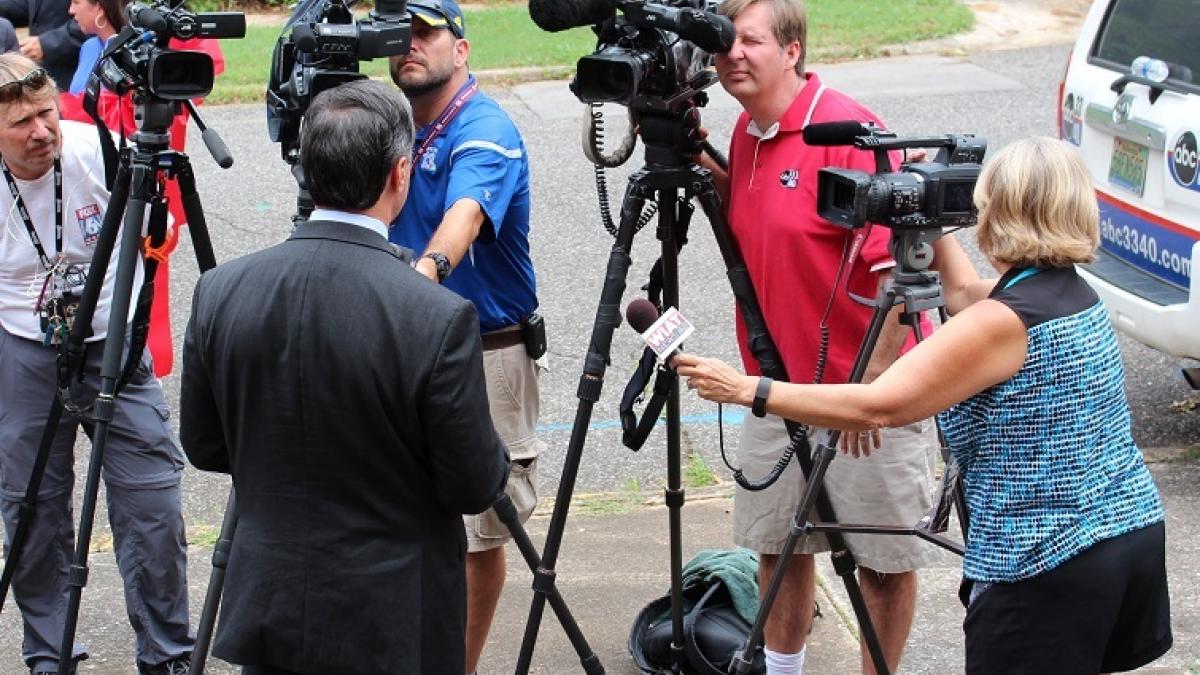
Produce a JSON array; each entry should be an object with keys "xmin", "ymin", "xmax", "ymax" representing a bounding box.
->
[
  {"xmin": 267, "ymin": 0, "xmax": 412, "ymax": 163},
  {"xmin": 530, "ymin": 0, "xmax": 732, "ymax": 109},
  {"xmin": 805, "ymin": 121, "xmax": 987, "ymax": 231},
  {"xmin": 96, "ymin": 1, "xmax": 246, "ymax": 101}
]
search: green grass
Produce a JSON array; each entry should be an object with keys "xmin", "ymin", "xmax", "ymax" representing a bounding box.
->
[
  {"xmin": 205, "ymin": 0, "xmax": 973, "ymax": 104},
  {"xmin": 684, "ymin": 452, "xmax": 719, "ymax": 488},
  {"xmin": 805, "ymin": 0, "xmax": 974, "ymax": 63}
]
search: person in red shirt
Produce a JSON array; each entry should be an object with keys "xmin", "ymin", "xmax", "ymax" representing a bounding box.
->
[{"xmin": 697, "ymin": 0, "xmax": 940, "ymax": 673}]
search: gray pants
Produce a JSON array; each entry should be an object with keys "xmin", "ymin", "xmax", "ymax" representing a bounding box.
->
[{"xmin": 0, "ymin": 330, "xmax": 192, "ymax": 672}]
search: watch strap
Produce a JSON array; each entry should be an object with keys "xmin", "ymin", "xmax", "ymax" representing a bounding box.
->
[
  {"xmin": 423, "ymin": 252, "xmax": 451, "ymax": 282},
  {"xmin": 752, "ymin": 376, "xmax": 772, "ymax": 418}
]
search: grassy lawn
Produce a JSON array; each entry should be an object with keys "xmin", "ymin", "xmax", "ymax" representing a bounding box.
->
[{"xmin": 207, "ymin": 0, "xmax": 972, "ymax": 104}]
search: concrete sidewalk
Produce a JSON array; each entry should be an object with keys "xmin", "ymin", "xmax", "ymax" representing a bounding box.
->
[
  {"xmin": 476, "ymin": 457, "xmax": 1200, "ymax": 674},
  {"xmin": 0, "ymin": 459, "xmax": 1195, "ymax": 673}
]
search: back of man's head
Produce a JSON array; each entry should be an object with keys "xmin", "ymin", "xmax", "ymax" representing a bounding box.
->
[
  {"xmin": 301, "ymin": 79, "xmax": 414, "ymax": 212},
  {"xmin": 0, "ymin": 53, "xmax": 58, "ymax": 108}
]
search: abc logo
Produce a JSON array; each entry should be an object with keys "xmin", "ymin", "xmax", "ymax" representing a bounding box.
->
[{"xmin": 1171, "ymin": 131, "xmax": 1198, "ymax": 186}]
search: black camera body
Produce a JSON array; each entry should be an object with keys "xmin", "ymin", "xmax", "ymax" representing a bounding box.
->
[
  {"xmin": 267, "ymin": 0, "xmax": 412, "ymax": 163},
  {"xmin": 570, "ymin": 0, "xmax": 731, "ymax": 109},
  {"xmin": 98, "ymin": 2, "xmax": 246, "ymax": 101},
  {"xmin": 815, "ymin": 126, "xmax": 986, "ymax": 231}
]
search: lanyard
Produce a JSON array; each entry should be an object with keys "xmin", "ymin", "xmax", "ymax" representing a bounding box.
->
[
  {"xmin": 2, "ymin": 156, "xmax": 63, "ymax": 271},
  {"xmin": 414, "ymin": 78, "xmax": 478, "ymax": 161}
]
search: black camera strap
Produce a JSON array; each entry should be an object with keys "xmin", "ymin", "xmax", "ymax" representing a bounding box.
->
[
  {"xmin": 2, "ymin": 156, "xmax": 63, "ymax": 271},
  {"xmin": 415, "ymin": 78, "xmax": 478, "ymax": 162},
  {"xmin": 82, "ymin": 71, "xmax": 120, "ymax": 191}
]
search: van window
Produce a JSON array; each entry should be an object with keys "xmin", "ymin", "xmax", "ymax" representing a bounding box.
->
[{"xmin": 1091, "ymin": 0, "xmax": 1200, "ymax": 91}]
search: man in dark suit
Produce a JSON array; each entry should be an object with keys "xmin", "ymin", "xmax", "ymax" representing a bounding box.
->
[{"xmin": 179, "ymin": 79, "xmax": 510, "ymax": 675}]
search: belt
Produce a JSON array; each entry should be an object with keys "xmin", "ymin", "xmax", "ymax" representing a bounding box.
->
[{"xmin": 481, "ymin": 328, "xmax": 523, "ymax": 351}]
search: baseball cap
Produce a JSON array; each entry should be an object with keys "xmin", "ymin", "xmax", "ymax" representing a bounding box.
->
[{"xmin": 408, "ymin": 0, "xmax": 466, "ymax": 38}]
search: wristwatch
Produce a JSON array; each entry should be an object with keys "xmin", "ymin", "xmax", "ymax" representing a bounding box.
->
[
  {"xmin": 752, "ymin": 376, "xmax": 773, "ymax": 418},
  {"xmin": 423, "ymin": 252, "xmax": 451, "ymax": 283}
]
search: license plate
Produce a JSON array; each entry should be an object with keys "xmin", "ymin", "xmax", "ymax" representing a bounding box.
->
[{"xmin": 1109, "ymin": 137, "xmax": 1149, "ymax": 196}]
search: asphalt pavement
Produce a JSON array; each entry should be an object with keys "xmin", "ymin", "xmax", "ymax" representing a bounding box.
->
[{"xmin": 1, "ymin": 4, "xmax": 1198, "ymax": 672}]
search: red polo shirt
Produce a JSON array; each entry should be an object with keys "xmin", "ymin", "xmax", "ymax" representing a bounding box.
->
[{"xmin": 727, "ymin": 72, "xmax": 918, "ymax": 385}]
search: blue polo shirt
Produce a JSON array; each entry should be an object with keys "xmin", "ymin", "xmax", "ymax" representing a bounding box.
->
[{"xmin": 389, "ymin": 77, "xmax": 537, "ymax": 333}]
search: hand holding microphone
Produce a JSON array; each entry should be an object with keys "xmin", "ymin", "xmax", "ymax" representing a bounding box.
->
[{"xmin": 625, "ymin": 298, "xmax": 753, "ymax": 404}]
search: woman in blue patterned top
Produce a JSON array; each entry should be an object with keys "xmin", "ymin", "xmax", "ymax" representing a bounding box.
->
[{"xmin": 675, "ymin": 136, "xmax": 1171, "ymax": 673}]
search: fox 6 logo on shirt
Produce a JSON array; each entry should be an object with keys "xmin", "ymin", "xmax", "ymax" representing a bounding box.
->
[{"xmin": 1170, "ymin": 131, "xmax": 1198, "ymax": 191}]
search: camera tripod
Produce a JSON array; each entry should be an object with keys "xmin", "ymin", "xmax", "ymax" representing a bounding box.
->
[
  {"xmin": 0, "ymin": 91, "xmax": 228, "ymax": 673},
  {"xmin": 511, "ymin": 92, "xmax": 812, "ymax": 671},
  {"xmin": 730, "ymin": 228, "xmax": 970, "ymax": 675}
]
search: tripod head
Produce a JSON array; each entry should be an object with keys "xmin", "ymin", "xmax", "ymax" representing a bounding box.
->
[{"xmin": 630, "ymin": 69, "xmax": 715, "ymax": 169}]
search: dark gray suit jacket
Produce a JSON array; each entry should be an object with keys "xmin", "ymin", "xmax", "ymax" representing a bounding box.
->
[{"xmin": 180, "ymin": 220, "xmax": 510, "ymax": 675}]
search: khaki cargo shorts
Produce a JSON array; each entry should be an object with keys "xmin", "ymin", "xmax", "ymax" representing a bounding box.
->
[{"xmin": 465, "ymin": 338, "xmax": 545, "ymax": 552}]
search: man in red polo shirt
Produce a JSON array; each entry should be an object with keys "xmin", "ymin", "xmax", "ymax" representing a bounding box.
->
[{"xmin": 698, "ymin": 0, "xmax": 939, "ymax": 673}]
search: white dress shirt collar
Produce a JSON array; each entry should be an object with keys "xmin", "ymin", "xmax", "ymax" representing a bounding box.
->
[{"xmin": 308, "ymin": 208, "xmax": 389, "ymax": 240}]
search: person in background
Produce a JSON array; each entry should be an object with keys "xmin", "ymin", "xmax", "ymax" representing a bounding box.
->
[
  {"xmin": 0, "ymin": 0, "xmax": 85, "ymax": 88},
  {"xmin": 65, "ymin": 0, "xmax": 120, "ymax": 94},
  {"xmin": 0, "ymin": 17, "xmax": 19, "ymax": 53}
]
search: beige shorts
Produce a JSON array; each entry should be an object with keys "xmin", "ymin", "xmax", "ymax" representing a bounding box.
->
[
  {"xmin": 465, "ymin": 339, "xmax": 545, "ymax": 552},
  {"xmin": 733, "ymin": 413, "xmax": 941, "ymax": 573}
]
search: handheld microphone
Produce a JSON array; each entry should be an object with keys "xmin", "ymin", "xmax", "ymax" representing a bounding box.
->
[
  {"xmin": 528, "ymin": 0, "xmax": 615, "ymax": 32},
  {"xmin": 626, "ymin": 298, "xmax": 695, "ymax": 363},
  {"xmin": 625, "ymin": 297, "xmax": 660, "ymax": 335},
  {"xmin": 802, "ymin": 120, "xmax": 877, "ymax": 146}
]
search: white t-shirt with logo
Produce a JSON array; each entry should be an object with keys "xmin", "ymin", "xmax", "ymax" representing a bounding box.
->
[{"xmin": 0, "ymin": 120, "xmax": 141, "ymax": 342}]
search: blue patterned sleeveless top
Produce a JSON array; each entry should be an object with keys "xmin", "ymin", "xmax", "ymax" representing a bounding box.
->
[{"xmin": 938, "ymin": 266, "xmax": 1163, "ymax": 582}]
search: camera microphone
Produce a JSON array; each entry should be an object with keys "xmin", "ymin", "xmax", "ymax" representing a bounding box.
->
[
  {"xmin": 626, "ymin": 298, "xmax": 695, "ymax": 364},
  {"xmin": 127, "ymin": 2, "xmax": 169, "ymax": 34},
  {"xmin": 802, "ymin": 121, "xmax": 877, "ymax": 146},
  {"xmin": 528, "ymin": 0, "xmax": 615, "ymax": 32}
]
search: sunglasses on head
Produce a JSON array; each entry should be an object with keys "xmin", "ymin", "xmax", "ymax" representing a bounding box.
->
[{"xmin": 0, "ymin": 68, "xmax": 50, "ymax": 104}]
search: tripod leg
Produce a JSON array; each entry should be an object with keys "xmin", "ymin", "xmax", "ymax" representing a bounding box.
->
[
  {"xmin": 491, "ymin": 495, "xmax": 603, "ymax": 675},
  {"xmin": 167, "ymin": 154, "xmax": 228, "ymax": 674},
  {"xmin": 515, "ymin": 177, "xmax": 647, "ymax": 674},
  {"xmin": 173, "ymin": 159, "xmax": 218, "ymax": 273},
  {"xmin": 0, "ymin": 161, "xmax": 131, "ymax": 615},
  {"xmin": 57, "ymin": 162, "xmax": 154, "ymax": 674},
  {"xmin": 188, "ymin": 491, "xmax": 236, "ymax": 675},
  {"xmin": 655, "ymin": 189, "xmax": 688, "ymax": 665}
]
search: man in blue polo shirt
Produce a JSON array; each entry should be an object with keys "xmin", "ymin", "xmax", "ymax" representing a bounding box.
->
[{"xmin": 388, "ymin": 1, "xmax": 543, "ymax": 671}]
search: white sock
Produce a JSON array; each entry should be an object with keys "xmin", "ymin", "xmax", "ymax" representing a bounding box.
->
[{"xmin": 764, "ymin": 646, "xmax": 806, "ymax": 675}]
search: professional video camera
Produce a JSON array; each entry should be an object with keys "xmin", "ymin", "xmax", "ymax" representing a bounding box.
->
[
  {"xmin": 572, "ymin": 0, "xmax": 732, "ymax": 107},
  {"xmin": 96, "ymin": 1, "xmax": 245, "ymax": 101},
  {"xmin": 531, "ymin": 0, "xmax": 732, "ymax": 109},
  {"xmin": 267, "ymin": 0, "xmax": 412, "ymax": 164},
  {"xmin": 805, "ymin": 121, "xmax": 987, "ymax": 231}
]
